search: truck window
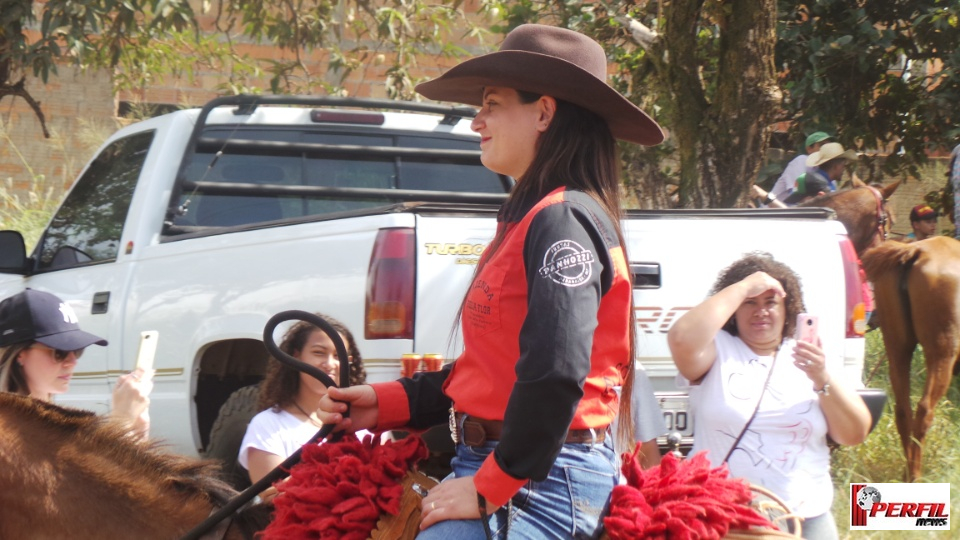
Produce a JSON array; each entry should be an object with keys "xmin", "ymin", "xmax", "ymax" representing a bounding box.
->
[
  {"xmin": 395, "ymin": 135, "xmax": 506, "ymax": 194},
  {"xmin": 36, "ymin": 131, "xmax": 154, "ymax": 271},
  {"xmin": 173, "ymin": 127, "xmax": 503, "ymax": 229}
]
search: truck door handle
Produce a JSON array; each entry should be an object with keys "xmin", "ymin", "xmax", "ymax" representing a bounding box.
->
[
  {"xmin": 92, "ymin": 291, "xmax": 110, "ymax": 314},
  {"xmin": 631, "ymin": 263, "xmax": 661, "ymax": 289}
]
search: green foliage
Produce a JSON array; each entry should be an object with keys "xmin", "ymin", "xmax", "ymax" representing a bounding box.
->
[
  {"xmin": 831, "ymin": 330, "xmax": 960, "ymax": 538},
  {"xmin": 0, "ymin": 1, "xmax": 490, "ymax": 102},
  {"xmin": 777, "ymin": 0, "xmax": 960, "ymax": 180}
]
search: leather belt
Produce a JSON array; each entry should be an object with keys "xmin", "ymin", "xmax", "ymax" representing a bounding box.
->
[{"xmin": 450, "ymin": 410, "xmax": 606, "ymax": 447}]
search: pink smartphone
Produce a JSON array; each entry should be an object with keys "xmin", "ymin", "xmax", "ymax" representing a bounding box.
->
[{"xmin": 795, "ymin": 314, "xmax": 819, "ymax": 344}]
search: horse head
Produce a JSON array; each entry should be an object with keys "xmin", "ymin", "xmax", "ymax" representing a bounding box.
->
[
  {"xmin": 0, "ymin": 393, "xmax": 268, "ymax": 539},
  {"xmin": 802, "ymin": 180, "xmax": 901, "ymax": 256}
]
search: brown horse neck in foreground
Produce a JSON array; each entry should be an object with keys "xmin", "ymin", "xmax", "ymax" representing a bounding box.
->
[
  {"xmin": 862, "ymin": 237, "xmax": 960, "ymax": 481},
  {"xmin": 802, "ymin": 181, "xmax": 901, "ymax": 256},
  {"xmin": 0, "ymin": 393, "xmax": 269, "ymax": 539}
]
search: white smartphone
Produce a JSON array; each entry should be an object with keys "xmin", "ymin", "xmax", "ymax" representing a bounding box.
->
[
  {"xmin": 795, "ymin": 314, "xmax": 819, "ymax": 344},
  {"xmin": 135, "ymin": 330, "xmax": 159, "ymax": 376}
]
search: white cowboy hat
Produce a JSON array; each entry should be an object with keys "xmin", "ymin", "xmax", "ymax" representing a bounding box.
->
[{"xmin": 806, "ymin": 142, "xmax": 858, "ymax": 168}]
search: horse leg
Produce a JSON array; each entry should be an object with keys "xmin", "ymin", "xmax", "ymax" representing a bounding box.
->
[
  {"xmin": 908, "ymin": 352, "xmax": 955, "ymax": 482},
  {"xmin": 884, "ymin": 336, "xmax": 917, "ymax": 481},
  {"xmin": 907, "ymin": 307, "xmax": 960, "ymax": 482},
  {"xmin": 904, "ymin": 243, "xmax": 960, "ymax": 482}
]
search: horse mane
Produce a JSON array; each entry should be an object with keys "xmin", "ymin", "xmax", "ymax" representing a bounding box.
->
[
  {"xmin": 861, "ymin": 240, "xmax": 921, "ymax": 281},
  {"xmin": 0, "ymin": 393, "xmax": 234, "ymax": 501}
]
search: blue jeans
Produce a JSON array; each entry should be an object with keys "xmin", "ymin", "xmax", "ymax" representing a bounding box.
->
[
  {"xmin": 416, "ymin": 438, "xmax": 617, "ymax": 540},
  {"xmin": 799, "ymin": 511, "xmax": 837, "ymax": 540}
]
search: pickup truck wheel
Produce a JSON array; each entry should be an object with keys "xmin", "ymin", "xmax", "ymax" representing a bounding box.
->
[{"xmin": 204, "ymin": 383, "xmax": 261, "ymax": 490}]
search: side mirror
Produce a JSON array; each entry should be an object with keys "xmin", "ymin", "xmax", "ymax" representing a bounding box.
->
[{"xmin": 0, "ymin": 231, "xmax": 30, "ymax": 274}]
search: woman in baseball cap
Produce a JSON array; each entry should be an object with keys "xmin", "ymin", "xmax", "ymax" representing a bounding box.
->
[
  {"xmin": 318, "ymin": 24, "xmax": 663, "ymax": 538},
  {"xmin": 0, "ymin": 289, "xmax": 152, "ymax": 438}
]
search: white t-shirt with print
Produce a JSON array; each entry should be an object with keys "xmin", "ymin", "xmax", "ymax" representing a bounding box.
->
[
  {"xmin": 677, "ymin": 330, "xmax": 832, "ymax": 517},
  {"xmin": 238, "ymin": 408, "xmax": 373, "ymax": 469}
]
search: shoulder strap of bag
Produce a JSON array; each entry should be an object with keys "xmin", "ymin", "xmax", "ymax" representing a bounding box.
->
[{"xmin": 722, "ymin": 354, "xmax": 777, "ymax": 464}]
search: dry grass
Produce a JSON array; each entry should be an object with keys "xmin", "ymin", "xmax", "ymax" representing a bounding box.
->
[
  {"xmin": 831, "ymin": 330, "xmax": 959, "ymax": 538},
  {"xmin": 0, "ymin": 120, "xmax": 62, "ymax": 250}
]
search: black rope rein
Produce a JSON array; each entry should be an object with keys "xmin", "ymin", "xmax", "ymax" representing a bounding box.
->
[{"xmin": 180, "ymin": 310, "xmax": 352, "ymax": 540}]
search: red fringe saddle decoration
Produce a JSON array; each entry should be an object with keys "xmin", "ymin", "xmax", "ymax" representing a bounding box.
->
[
  {"xmin": 604, "ymin": 448, "xmax": 775, "ymax": 540},
  {"xmin": 262, "ymin": 434, "xmax": 429, "ymax": 540}
]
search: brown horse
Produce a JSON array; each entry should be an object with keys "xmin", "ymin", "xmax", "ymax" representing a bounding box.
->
[
  {"xmin": 0, "ymin": 393, "xmax": 270, "ymax": 539},
  {"xmin": 861, "ymin": 237, "xmax": 960, "ymax": 481},
  {"xmin": 801, "ymin": 181, "xmax": 901, "ymax": 256}
]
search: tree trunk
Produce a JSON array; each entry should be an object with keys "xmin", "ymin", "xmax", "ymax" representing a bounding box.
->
[
  {"xmin": 629, "ymin": 0, "xmax": 780, "ymax": 208},
  {"xmin": 705, "ymin": 0, "xmax": 780, "ymax": 208}
]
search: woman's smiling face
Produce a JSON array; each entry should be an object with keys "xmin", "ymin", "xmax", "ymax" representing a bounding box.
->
[{"xmin": 296, "ymin": 329, "xmax": 349, "ymax": 395}]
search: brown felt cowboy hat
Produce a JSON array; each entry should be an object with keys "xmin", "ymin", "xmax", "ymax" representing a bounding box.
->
[{"xmin": 415, "ymin": 24, "xmax": 664, "ymax": 146}]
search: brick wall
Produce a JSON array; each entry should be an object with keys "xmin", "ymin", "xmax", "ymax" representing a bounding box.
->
[{"xmin": 0, "ymin": 66, "xmax": 116, "ymax": 201}]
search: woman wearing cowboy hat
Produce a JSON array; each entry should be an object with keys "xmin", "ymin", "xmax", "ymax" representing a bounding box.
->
[{"xmin": 318, "ymin": 24, "xmax": 663, "ymax": 538}]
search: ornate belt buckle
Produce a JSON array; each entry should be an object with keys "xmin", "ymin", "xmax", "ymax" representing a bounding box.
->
[{"xmin": 449, "ymin": 407, "xmax": 459, "ymax": 444}]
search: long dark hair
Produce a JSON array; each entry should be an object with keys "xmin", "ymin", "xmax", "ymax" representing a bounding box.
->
[
  {"xmin": 257, "ymin": 314, "xmax": 366, "ymax": 411},
  {"xmin": 0, "ymin": 342, "xmax": 34, "ymax": 395},
  {"xmin": 466, "ymin": 91, "xmax": 638, "ymax": 451}
]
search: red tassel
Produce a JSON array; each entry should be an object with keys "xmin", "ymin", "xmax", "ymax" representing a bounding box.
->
[
  {"xmin": 261, "ymin": 434, "xmax": 428, "ymax": 539},
  {"xmin": 604, "ymin": 451, "xmax": 776, "ymax": 539}
]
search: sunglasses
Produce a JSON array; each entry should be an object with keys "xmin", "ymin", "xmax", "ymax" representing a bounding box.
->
[{"xmin": 30, "ymin": 344, "xmax": 85, "ymax": 362}]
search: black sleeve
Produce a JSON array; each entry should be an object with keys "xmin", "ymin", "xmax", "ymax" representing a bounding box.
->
[
  {"xmin": 493, "ymin": 200, "xmax": 616, "ymax": 481},
  {"xmin": 398, "ymin": 363, "xmax": 454, "ymax": 430}
]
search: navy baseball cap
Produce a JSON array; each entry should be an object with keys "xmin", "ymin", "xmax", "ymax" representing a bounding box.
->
[{"xmin": 0, "ymin": 289, "xmax": 107, "ymax": 350}]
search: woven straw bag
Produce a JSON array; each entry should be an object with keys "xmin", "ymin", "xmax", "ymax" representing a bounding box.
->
[{"xmin": 724, "ymin": 485, "xmax": 802, "ymax": 539}]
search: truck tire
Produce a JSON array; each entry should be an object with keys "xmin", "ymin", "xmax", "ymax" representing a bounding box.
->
[{"xmin": 204, "ymin": 383, "xmax": 261, "ymax": 490}]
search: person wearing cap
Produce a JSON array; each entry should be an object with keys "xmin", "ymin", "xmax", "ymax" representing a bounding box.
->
[
  {"xmin": 906, "ymin": 204, "xmax": 939, "ymax": 241},
  {"xmin": 317, "ymin": 23, "xmax": 663, "ymax": 538},
  {"xmin": 767, "ymin": 132, "xmax": 833, "ymax": 204},
  {"xmin": 0, "ymin": 289, "xmax": 152, "ymax": 439}
]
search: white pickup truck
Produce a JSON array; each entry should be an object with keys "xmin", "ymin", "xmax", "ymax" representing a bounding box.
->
[{"xmin": 0, "ymin": 95, "xmax": 868, "ymax": 461}]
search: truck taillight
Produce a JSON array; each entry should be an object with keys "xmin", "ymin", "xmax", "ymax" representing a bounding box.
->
[
  {"xmin": 365, "ymin": 228, "xmax": 415, "ymax": 339},
  {"xmin": 838, "ymin": 236, "xmax": 867, "ymax": 337}
]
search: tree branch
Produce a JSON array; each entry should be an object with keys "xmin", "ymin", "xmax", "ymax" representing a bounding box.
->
[
  {"xmin": 0, "ymin": 77, "xmax": 50, "ymax": 138},
  {"xmin": 616, "ymin": 15, "xmax": 660, "ymax": 51}
]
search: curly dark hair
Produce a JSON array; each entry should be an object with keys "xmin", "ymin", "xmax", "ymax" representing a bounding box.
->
[
  {"xmin": 257, "ymin": 313, "xmax": 366, "ymax": 411},
  {"xmin": 710, "ymin": 252, "xmax": 806, "ymax": 341}
]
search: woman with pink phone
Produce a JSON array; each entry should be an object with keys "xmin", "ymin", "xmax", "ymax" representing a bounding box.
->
[
  {"xmin": 795, "ymin": 314, "xmax": 819, "ymax": 345},
  {"xmin": 668, "ymin": 253, "xmax": 870, "ymax": 539}
]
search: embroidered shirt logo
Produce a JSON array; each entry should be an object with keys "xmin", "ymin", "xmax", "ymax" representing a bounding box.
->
[{"xmin": 538, "ymin": 240, "xmax": 594, "ymax": 287}]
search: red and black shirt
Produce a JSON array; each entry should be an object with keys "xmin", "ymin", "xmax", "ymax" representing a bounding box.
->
[{"xmin": 373, "ymin": 187, "xmax": 632, "ymax": 506}]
